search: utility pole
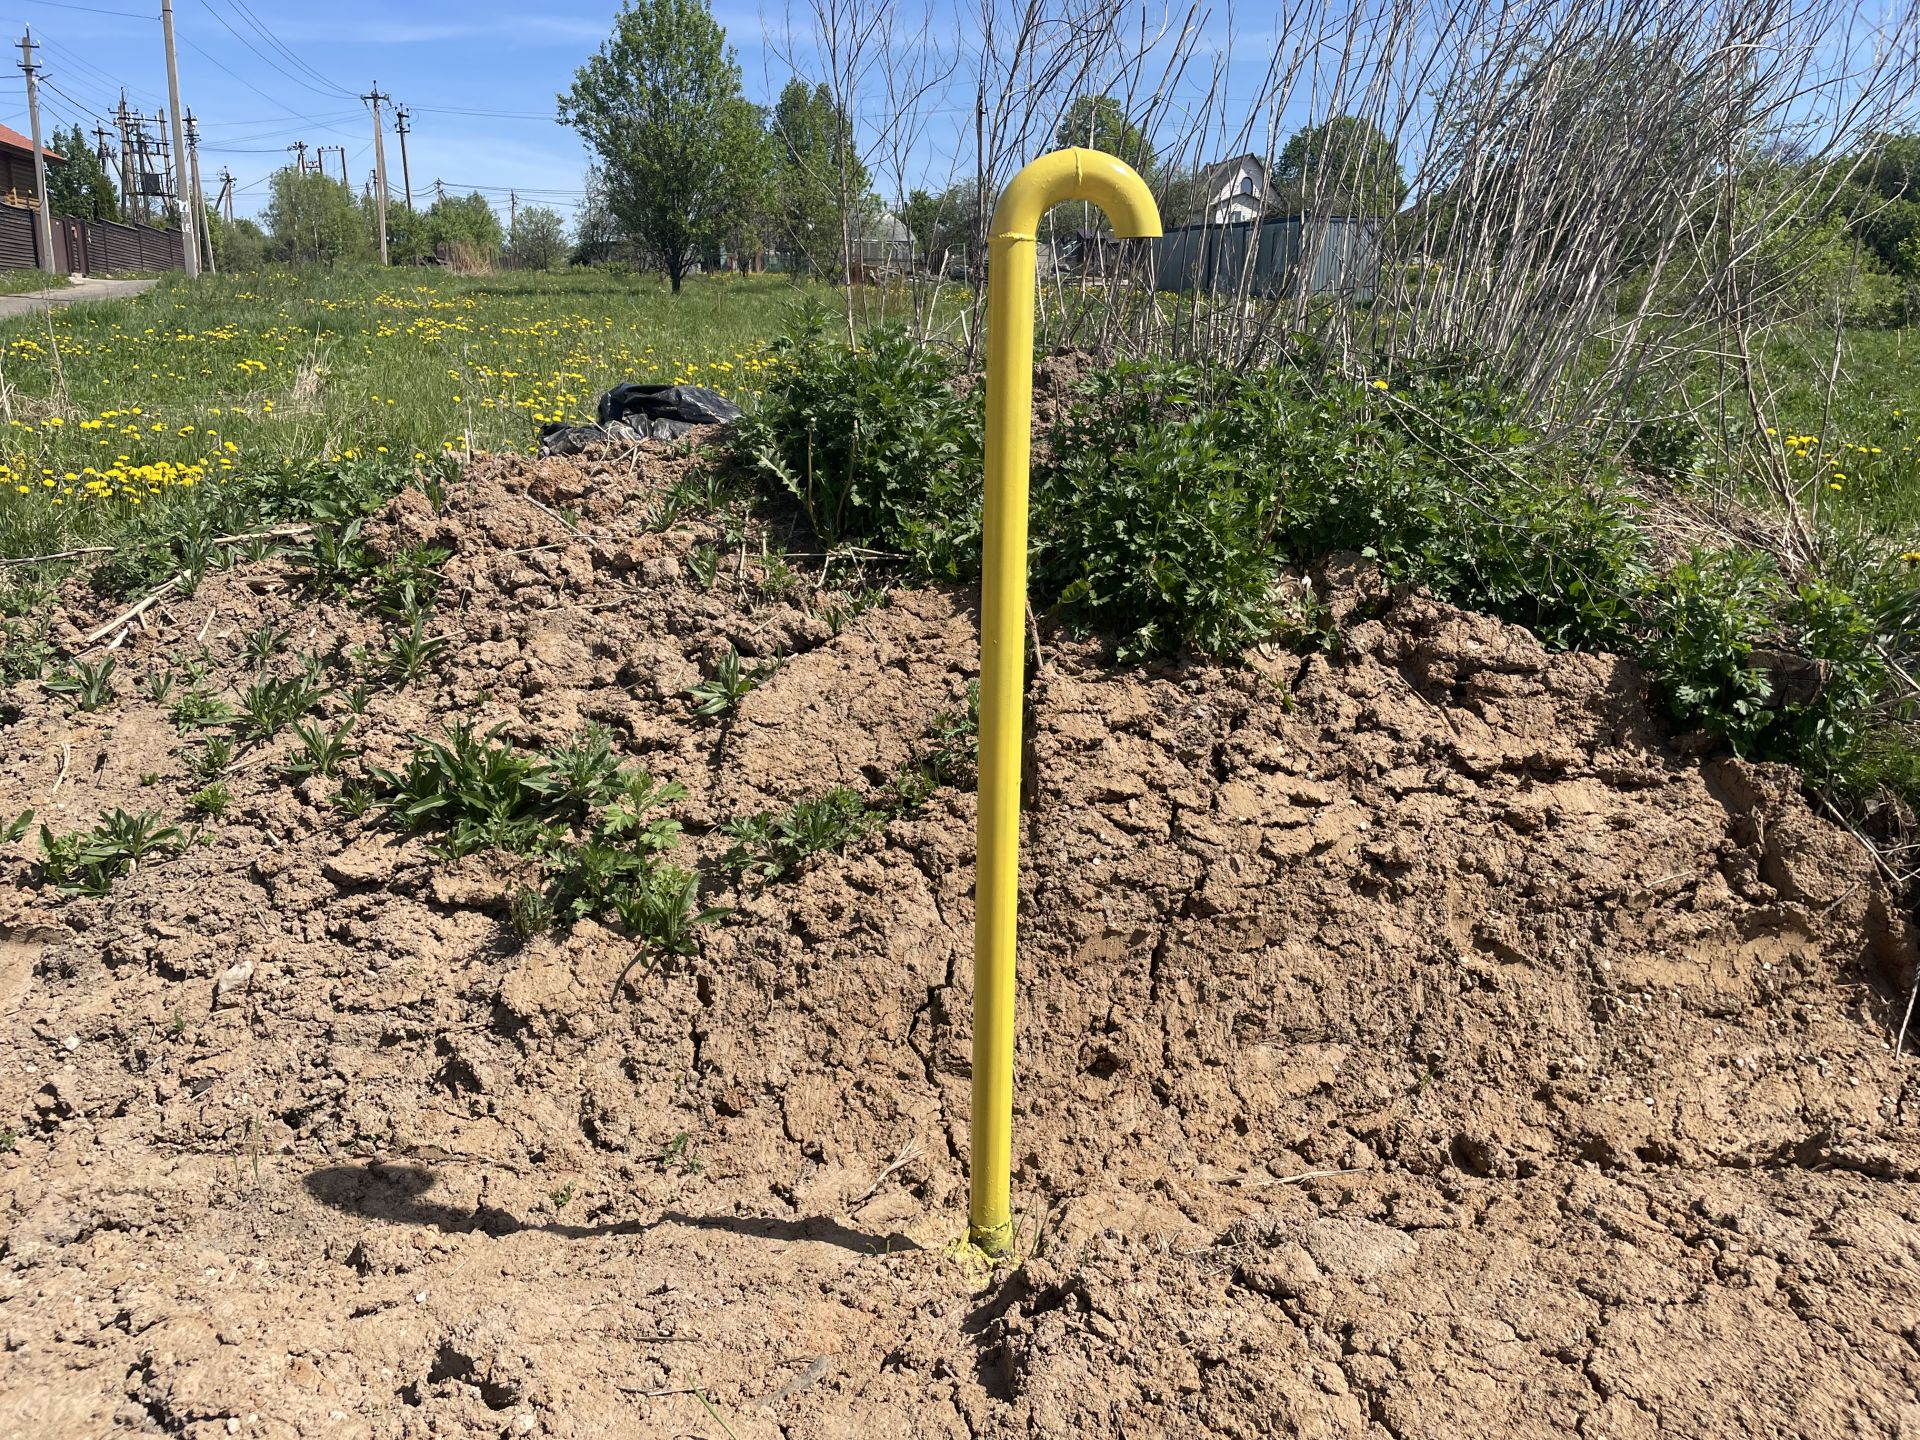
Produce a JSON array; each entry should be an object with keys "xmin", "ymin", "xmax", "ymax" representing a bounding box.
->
[
  {"xmin": 363, "ymin": 84, "xmax": 389, "ymax": 264},
  {"xmin": 509, "ymin": 189, "xmax": 517, "ymax": 230},
  {"xmin": 335, "ymin": 145, "xmax": 347, "ymax": 187},
  {"xmin": 115, "ymin": 96, "xmax": 136, "ymax": 219},
  {"xmin": 288, "ymin": 140, "xmax": 308, "ymax": 175},
  {"xmin": 186, "ymin": 110, "xmax": 214, "ymax": 274},
  {"xmin": 394, "ymin": 107, "xmax": 413, "ymax": 209},
  {"xmin": 159, "ymin": 0, "xmax": 199, "ymax": 276},
  {"xmin": 93, "ymin": 122, "xmax": 113, "ymax": 169},
  {"xmin": 17, "ymin": 31, "xmax": 56, "ymax": 274},
  {"xmin": 433, "ymin": 178, "xmax": 446, "ymax": 204},
  {"xmin": 217, "ymin": 168, "xmax": 233, "ymax": 224}
]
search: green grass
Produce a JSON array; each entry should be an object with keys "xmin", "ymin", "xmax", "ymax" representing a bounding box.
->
[
  {"xmin": 0, "ymin": 266, "xmax": 812, "ymax": 569},
  {"xmin": 1748, "ymin": 325, "xmax": 1920, "ymax": 542},
  {"xmin": 0, "ymin": 270, "xmax": 72, "ymax": 297}
]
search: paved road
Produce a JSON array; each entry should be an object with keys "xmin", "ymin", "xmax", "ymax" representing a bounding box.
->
[{"xmin": 0, "ymin": 276, "xmax": 159, "ymax": 319}]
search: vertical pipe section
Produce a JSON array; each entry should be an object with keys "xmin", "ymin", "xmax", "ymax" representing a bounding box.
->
[{"xmin": 970, "ymin": 148, "xmax": 1159, "ymax": 1255}]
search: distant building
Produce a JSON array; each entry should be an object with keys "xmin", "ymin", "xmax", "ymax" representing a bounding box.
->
[
  {"xmin": 0, "ymin": 123, "xmax": 64, "ymax": 208},
  {"xmin": 1192, "ymin": 154, "xmax": 1269, "ymax": 224},
  {"xmin": 855, "ymin": 210, "xmax": 913, "ymax": 267}
]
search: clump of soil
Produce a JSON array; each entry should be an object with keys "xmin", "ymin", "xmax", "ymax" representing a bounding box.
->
[{"xmin": 3, "ymin": 443, "xmax": 1919, "ymax": 1439}]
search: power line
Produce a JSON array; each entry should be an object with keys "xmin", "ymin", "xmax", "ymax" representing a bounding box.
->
[
  {"xmin": 176, "ymin": 34, "xmax": 355, "ymax": 136},
  {"xmin": 16, "ymin": 1, "xmax": 149, "ymax": 15},
  {"xmin": 404, "ymin": 103, "xmax": 556, "ymax": 121},
  {"xmin": 194, "ymin": 0, "xmax": 352, "ymax": 102},
  {"xmin": 220, "ymin": 0, "xmax": 355, "ymax": 100}
]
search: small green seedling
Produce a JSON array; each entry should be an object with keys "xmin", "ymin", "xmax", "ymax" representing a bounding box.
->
[
  {"xmin": 45, "ymin": 656, "xmax": 117, "ymax": 712},
  {"xmin": 39, "ymin": 809, "xmax": 183, "ymax": 894},
  {"xmin": 285, "ymin": 719, "xmax": 355, "ymax": 779},
  {"xmin": 190, "ymin": 782, "xmax": 232, "ymax": 818},
  {"xmin": 187, "ymin": 735, "xmax": 236, "ymax": 781},
  {"xmin": 685, "ymin": 646, "xmax": 775, "ymax": 719},
  {"xmin": 169, "ymin": 689, "xmax": 236, "ymax": 733},
  {"xmin": 239, "ymin": 673, "xmax": 327, "ymax": 740},
  {"xmin": 242, "ymin": 621, "xmax": 293, "ymax": 667}
]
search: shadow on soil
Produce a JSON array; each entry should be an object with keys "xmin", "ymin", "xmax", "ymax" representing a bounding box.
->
[{"xmin": 302, "ymin": 1162, "xmax": 921, "ymax": 1254}]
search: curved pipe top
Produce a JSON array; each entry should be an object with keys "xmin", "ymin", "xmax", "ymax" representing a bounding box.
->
[{"xmin": 989, "ymin": 147, "xmax": 1163, "ymax": 241}]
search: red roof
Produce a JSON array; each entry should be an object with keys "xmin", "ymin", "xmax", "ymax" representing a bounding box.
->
[{"xmin": 0, "ymin": 124, "xmax": 64, "ymax": 162}]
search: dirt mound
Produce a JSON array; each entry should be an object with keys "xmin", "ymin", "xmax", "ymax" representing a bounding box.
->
[{"xmin": 3, "ymin": 445, "xmax": 1919, "ymax": 1439}]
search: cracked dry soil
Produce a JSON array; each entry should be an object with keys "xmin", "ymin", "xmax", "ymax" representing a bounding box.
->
[{"xmin": 3, "ymin": 446, "xmax": 1920, "ymax": 1439}]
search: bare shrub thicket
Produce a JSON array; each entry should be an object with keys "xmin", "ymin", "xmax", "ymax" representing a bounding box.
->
[{"xmin": 784, "ymin": 0, "xmax": 1918, "ymax": 437}]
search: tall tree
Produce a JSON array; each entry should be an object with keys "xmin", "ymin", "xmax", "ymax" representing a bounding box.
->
[
  {"xmin": 769, "ymin": 79, "xmax": 869, "ymax": 277},
  {"xmin": 1053, "ymin": 95, "xmax": 1156, "ymax": 176},
  {"xmin": 44, "ymin": 125, "xmax": 118, "ymax": 221},
  {"xmin": 559, "ymin": 0, "xmax": 760, "ymax": 292},
  {"xmin": 507, "ymin": 205, "xmax": 568, "ymax": 269},
  {"xmin": 263, "ymin": 169, "xmax": 370, "ymax": 266},
  {"xmin": 1273, "ymin": 116, "xmax": 1406, "ymax": 217},
  {"xmin": 572, "ymin": 166, "xmax": 623, "ymax": 265}
]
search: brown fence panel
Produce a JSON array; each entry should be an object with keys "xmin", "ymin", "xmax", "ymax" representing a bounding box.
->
[
  {"xmin": 0, "ymin": 206, "xmax": 36, "ymax": 270},
  {"xmin": 101, "ymin": 222, "xmax": 141, "ymax": 272}
]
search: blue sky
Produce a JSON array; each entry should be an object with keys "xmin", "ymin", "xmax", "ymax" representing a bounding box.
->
[
  {"xmin": 0, "ymin": 1, "xmax": 730, "ymax": 222},
  {"xmin": 0, "ymin": 0, "xmax": 1291, "ymax": 228}
]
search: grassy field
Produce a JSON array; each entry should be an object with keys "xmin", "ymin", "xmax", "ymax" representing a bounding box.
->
[
  {"xmin": 0, "ymin": 267, "xmax": 807, "ymax": 566},
  {"xmin": 0, "ymin": 270, "xmax": 72, "ymax": 298},
  {"xmin": 1747, "ymin": 325, "xmax": 1920, "ymax": 542}
]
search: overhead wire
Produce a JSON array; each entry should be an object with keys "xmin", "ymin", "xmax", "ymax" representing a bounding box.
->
[
  {"xmin": 220, "ymin": 0, "xmax": 356, "ymax": 100},
  {"xmin": 193, "ymin": 0, "xmax": 353, "ymax": 103}
]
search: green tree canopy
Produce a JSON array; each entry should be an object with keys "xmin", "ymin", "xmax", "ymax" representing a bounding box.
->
[
  {"xmin": 769, "ymin": 79, "xmax": 870, "ymax": 276},
  {"xmin": 507, "ymin": 205, "xmax": 568, "ymax": 269},
  {"xmin": 1273, "ymin": 116, "xmax": 1406, "ymax": 217},
  {"xmin": 44, "ymin": 125, "xmax": 118, "ymax": 222},
  {"xmin": 263, "ymin": 169, "xmax": 371, "ymax": 266},
  {"xmin": 559, "ymin": 0, "xmax": 761, "ymax": 291},
  {"xmin": 208, "ymin": 213, "xmax": 267, "ymax": 271},
  {"xmin": 1836, "ymin": 130, "xmax": 1920, "ymax": 277},
  {"xmin": 1053, "ymin": 95, "xmax": 1157, "ymax": 177}
]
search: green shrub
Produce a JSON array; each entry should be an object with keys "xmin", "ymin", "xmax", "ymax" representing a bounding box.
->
[
  {"xmin": 1643, "ymin": 549, "xmax": 1785, "ymax": 750},
  {"xmin": 737, "ymin": 311, "xmax": 982, "ymax": 577}
]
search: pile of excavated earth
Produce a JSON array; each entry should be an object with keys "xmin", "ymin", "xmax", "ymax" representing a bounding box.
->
[{"xmin": 3, "ymin": 440, "xmax": 1918, "ymax": 1439}]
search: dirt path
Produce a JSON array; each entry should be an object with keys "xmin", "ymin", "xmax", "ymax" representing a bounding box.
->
[
  {"xmin": 2, "ymin": 447, "xmax": 1917, "ymax": 1438},
  {"xmin": 0, "ymin": 275, "xmax": 159, "ymax": 319}
]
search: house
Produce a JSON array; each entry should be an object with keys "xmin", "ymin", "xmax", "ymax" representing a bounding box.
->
[
  {"xmin": 0, "ymin": 123, "xmax": 64, "ymax": 208},
  {"xmin": 1192, "ymin": 154, "xmax": 1268, "ymax": 224}
]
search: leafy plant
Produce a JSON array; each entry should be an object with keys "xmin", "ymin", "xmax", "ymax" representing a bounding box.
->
[
  {"xmin": 382, "ymin": 613, "xmax": 446, "ymax": 685},
  {"xmin": 239, "ymin": 673, "xmax": 328, "ymax": 740},
  {"xmin": 686, "ymin": 646, "xmax": 774, "ymax": 719},
  {"xmin": 140, "ymin": 668, "xmax": 176, "ymax": 704},
  {"xmin": 45, "ymin": 655, "xmax": 117, "ymax": 712},
  {"xmin": 723, "ymin": 786, "xmax": 877, "ymax": 882},
  {"xmin": 688, "ymin": 544, "xmax": 721, "ymax": 590},
  {"xmin": 371, "ymin": 721, "xmax": 551, "ymax": 856},
  {"xmin": 0, "ymin": 617, "xmax": 53, "ymax": 683},
  {"xmin": 242, "ymin": 621, "xmax": 292, "ymax": 667},
  {"xmin": 190, "ymin": 782, "xmax": 232, "ymax": 818},
  {"xmin": 735, "ymin": 313, "xmax": 984, "ymax": 578},
  {"xmin": 285, "ymin": 719, "xmax": 356, "ymax": 778},
  {"xmin": 38, "ymin": 809, "xmax": 183, "ymax": 894},
  {"xmin": 508, "ymin": 882, "xmax": 555, "ymax": 939},
  {"xmin": 4, "ymin": 807, "xmax": 33, "ymax": 844},
  {"xmin": 169, "ymin": 688, "xmax": 235, "ymax": 733},
  {"xmin": 334, "ymin": 780, "xmax": 377, "ymax": 819},
  {"xmin": 187, "ymin": 735, "xmax": 236, "ymax": 781}
]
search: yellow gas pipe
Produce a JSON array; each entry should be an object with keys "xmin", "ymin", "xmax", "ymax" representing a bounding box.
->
[{"xmin": 970, "ymin": 149, "xmax": 1161, "ymax": 1255}]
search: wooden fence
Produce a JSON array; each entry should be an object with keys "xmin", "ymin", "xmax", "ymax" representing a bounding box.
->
[{"xmin": 0, "ymin": 204, "xmax": 185, "ymax": 276}]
